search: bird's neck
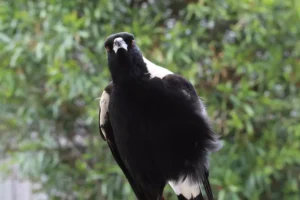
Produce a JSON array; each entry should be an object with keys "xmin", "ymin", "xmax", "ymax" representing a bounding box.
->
[
  {"xmin": 109, "ymin": 53, "xmax": 149, "ymax": 85},
  {"xmin": 111, "ymin": 66, "xmax": 150, "ymax": 85}
]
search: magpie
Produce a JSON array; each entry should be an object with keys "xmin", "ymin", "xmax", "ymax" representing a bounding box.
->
[{"xmin": 99, "ymin": 32, "xmax": 222, "ymax": 200}]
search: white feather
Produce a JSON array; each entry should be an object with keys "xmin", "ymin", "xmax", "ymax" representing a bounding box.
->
[
  {"xmin": 143, "ymin": 57, "xmax": 173, "ymax": 79},
  {"xmin": 168, "ymin": 177, "xmax": 200, "ymax": 199},
  {"xmin": 99, "ymin": 90, "xmax": 110, "ymax": 139}
]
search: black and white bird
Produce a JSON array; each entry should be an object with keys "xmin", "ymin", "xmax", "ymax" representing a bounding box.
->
[{"xmin": 99, "ymin": 32, "xmax": 222, "ymax": 200}]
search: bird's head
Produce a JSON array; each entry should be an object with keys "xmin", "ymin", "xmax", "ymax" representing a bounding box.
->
[{"xmin": 104, "ymin": 32, "xmax": 148, "ymax": 83}]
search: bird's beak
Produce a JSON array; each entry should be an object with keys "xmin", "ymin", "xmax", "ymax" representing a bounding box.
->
[{"xmin": 113, "ymin": 37, "xmax": 128, "ymax": 53}]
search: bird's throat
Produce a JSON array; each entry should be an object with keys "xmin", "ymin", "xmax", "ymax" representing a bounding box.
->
[{"xmin": 109, "ymin": 51, "xmax": 149, "ymax": 84}]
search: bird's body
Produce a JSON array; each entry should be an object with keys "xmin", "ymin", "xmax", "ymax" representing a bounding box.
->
[{"xmin": 99, "ymin": 32, "xmax": 222, "ymax": 200}]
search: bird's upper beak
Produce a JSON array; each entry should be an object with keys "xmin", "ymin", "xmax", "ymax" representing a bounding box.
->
[{"xmin": 113, "ymin": 37, "xmax": 128, "ymax": 53}]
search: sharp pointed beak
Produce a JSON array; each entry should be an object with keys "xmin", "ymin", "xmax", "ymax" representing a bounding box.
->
[{"xmin": 113, "ymin": 37, "xmax": 128, "ymax": 53}]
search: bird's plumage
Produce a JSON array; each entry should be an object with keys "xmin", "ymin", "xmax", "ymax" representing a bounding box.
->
[{"xmin": 99, "ymin": 32, "xmax": 222, "ymax": 200}]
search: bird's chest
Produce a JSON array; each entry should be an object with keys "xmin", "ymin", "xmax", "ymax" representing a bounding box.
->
[
  {"xmin": 109, "ymin": 86, "xmax": 148, "ymax": 137},
  {"xmin": 110, "ymin": 84, "xmax": 168, "ymax": 140},
  {"xmin": 108, "ymin": 86, "xmax": 159, "ymax": 163}
]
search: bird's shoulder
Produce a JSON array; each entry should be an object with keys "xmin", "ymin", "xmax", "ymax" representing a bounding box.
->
[
  {"xmin": 103, "ymin": 81, "xmax": 114, "ymax": 94},
  {"xmin": 139, "ymin": 73, "xmax": 201, "ymax": 114},
  {"xmin": 161, "ymin": 74, "xmax": 198, "ymax": 101},
  {"xmin": 162, "ymin": 74, "xmax": 195, "ymax": 91}
]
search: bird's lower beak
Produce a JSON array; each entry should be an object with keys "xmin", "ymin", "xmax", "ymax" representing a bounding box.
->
[{"xmin": 113, "ymin": 37, "xmax": 128, "ymax": 53}]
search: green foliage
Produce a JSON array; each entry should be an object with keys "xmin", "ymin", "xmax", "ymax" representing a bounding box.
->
[{"xmin": 1, "ymin": 0, "xmax": 299, "ymax": 199}]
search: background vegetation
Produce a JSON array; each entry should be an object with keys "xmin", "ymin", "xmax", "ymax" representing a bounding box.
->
[{"xmin": 1, "ymin": 0, "xmax": 299, "ymax": 199}]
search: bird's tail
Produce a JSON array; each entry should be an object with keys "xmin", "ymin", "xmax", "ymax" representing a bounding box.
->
[
  {"xmin": 175, "ymin": 172, "xmax": 214, "ymax": 200},
  {"xmin": 177, "ymin": 193, "xmax": 204, "ymax": 200},
  {"xmin": 201, "ymin": 171, "xmax": 214, "ymax": 200}
]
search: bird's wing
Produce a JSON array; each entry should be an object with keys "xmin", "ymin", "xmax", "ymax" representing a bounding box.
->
[
  {"xmin": 164, "ymin": 74, "xmax": 220, "ymax": 200},
  {"xmin": 145, "ymin": 74, "xmax": 221, "ymax": 200},
  {"xmin": 143, "ymin": 58, "xmax": 219, "ymax": 199},
  {"xmin": 99, "ymin": 83, "xmax": 111, "ymax": 141},
  {"xmin": 162, "ymin": 73, "xmax": 221, "ymax": 151},
  {"xmin": 144, "ymin": 57, "xmax": 210, "ymax": 119},
  {"xmin": 99, "ymin": 82, "xmax": 150, "ymax": 200}
]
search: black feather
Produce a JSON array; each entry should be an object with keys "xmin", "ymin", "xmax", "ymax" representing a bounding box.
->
[
  {"xmin": 100, "ymin": 32, "xmax": 222, "ymax": 200},
  {"xmin": 201, "ymin": 170, "xmax": 214, "ymax": 200}
]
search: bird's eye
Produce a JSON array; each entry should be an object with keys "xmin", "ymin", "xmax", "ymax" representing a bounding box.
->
[{"xmin": 105, "ymin": 46, "xmax": 111, "ymax": 52}]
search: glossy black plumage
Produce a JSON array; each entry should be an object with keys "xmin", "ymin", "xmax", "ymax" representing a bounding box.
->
[{"xmin": 99, "ymin": 32, "xmax": 222, "ymax": 200}]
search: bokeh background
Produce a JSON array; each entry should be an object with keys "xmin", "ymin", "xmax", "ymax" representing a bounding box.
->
[{"xmin": 1, "ymin": 0, "xmax": 300, "ymax": 199}]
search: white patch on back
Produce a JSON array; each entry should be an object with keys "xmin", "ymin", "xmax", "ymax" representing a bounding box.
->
[
  {"xmin": 168, "ymin": 177, "xmax": 200, "ymax": 199},
  {"xmin": 143, "ymin": 57, "xmax": 173, "ymax": 79},
  {"xmin": 99, "ymin": 90, "xmax": 110, "ymax": 139}
]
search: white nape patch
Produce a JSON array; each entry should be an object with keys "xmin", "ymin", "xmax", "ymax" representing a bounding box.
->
[
  {"xmin": 99, "ymin": 90, "xmax": 110, "ymax": 139},
  {"xmin": 143, "ymin": 57, "xmax": 173, "ymax": 79},
  {"xmin": 168, "ymin": 177, "xmax": 200, "ymax": 199},
  {"xmin": 113, "ymin": 37, "xmax": 128, "ymax": 53}
]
